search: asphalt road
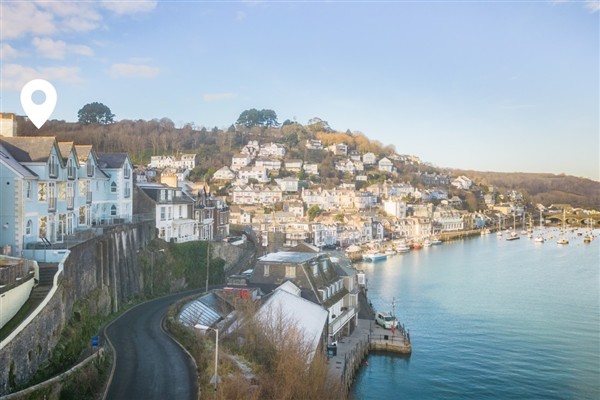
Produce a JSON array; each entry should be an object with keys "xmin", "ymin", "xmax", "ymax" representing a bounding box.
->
[{"xmin": 104, "ymin": 290, "xmax": 202, "ymax": 400}]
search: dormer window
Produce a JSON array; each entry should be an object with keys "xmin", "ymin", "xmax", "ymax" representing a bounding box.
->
[
  {"xmin": 48, "ymin": 154, "xmax": 58, "ymax": 178},
  {"xmin": 86, "ymin": 159, "xmax": 94, "ymax": 177},
  {"xmin": 67, "ymin": 159, "xmax": 76, "ymax": 179}
]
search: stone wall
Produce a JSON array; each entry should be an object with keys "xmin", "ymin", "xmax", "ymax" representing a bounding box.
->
[
  {"xmin": 0, "ymin": 221, "xmax": 154, "ymax": 395},
  {"xmin": 211, "ymin": 241, "xmax": 256, "ymax": 274}
]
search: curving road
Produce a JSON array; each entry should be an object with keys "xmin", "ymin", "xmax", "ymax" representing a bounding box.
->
[{"xmin": 104, "ymin": 290, "xmax": 202, "ymax": 400}]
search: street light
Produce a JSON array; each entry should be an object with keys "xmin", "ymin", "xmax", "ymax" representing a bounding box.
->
[{"xmin": 194, "ymin": 324, "xmax": 220, "ymax": 393}]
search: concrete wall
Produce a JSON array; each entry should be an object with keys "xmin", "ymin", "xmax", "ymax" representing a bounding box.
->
[
  {"xmin": 0, "ymin": 220, "xmax": 154, "ymax": 395},
  {"xmin": 0, "ymin": 277, "xmax": 34, "ymax": 329}
]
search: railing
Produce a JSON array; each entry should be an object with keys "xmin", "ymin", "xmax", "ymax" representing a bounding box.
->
[{"xmin": 328, "ymin": 306, "xmax": 356, "ymax": 336}]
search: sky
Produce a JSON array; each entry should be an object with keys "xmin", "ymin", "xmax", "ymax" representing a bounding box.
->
[{"xmin": 1, "ymin": 0, "xmax": 598, "ymax": 180}]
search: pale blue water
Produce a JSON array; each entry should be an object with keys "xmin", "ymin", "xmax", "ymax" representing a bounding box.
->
[{"xmin": 351, "ymin": 229, "xmax": 600, "ymax": 400}]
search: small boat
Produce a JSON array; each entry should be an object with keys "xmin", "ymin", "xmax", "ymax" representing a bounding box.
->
[
  {"xmin": 534, "ymin": 235, "xmax": 545, "ymax": 243},
  {"xmin": 431, "ymin": 237, "xmax": 442, "ymax": 245},
  {"xmin": 557, "ymin": 237, "xmax": 569, "ymax": 245},
  {"xmin": 385, "ymin": 248, "xmax": 397, "ymax": 256},
  {"xmin": 506, "ymin": 232, "xmax": 520, "ymax": 241},
  {"xmin": 363, "ymin": 252, "xmax": 387, "ymax": 262},
  {"xmin": 422, "ymin": 239, "xmax": 432, "ymax": 247},
  {"xmin": 396, "ymin": 244, "xmax": 411, "ymax": 253},
  {"xmin": 583, "ymin": 234, "xmax": 593, "ymax": 243},
  {"xmin": 412, "ymin": 242, "xmax": 423, "ymax": 250}
]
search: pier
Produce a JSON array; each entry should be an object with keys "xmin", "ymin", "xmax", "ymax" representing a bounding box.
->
[{"xmin": 327, "ymin": 318, "xmax": 412, "ymax": 392}]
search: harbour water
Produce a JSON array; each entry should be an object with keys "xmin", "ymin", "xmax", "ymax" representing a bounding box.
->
[{"xmin": 351, "ymin": 228, "xmax": 600, "ymax": 400}]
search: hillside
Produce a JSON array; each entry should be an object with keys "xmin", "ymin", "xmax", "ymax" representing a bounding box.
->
[
  {"xmin": 15, "ymin": 115, "xmax": 599, "ymax": 210},
  {"xmin": 452, "ymin": 170, "xmax": 600, "ymax": 209}
]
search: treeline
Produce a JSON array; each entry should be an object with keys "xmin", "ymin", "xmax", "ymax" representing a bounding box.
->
[{"xmin": 454, "ymin": 169, "xmax": 600, "ymax": 209}]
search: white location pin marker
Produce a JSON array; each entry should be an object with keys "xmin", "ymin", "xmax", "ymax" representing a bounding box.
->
[{"xmin": 20, "ymin": 79, "xmax": 57, "ymax": 129}]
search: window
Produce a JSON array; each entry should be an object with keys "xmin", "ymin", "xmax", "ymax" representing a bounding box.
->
[
  {"xmin": 26, "ymin": 220, "xmax": 32, "ymax": 235},
  {"xmin": 312, "ymin": 262, "xmax": 318, "ymax": 277},
  {"xmin": 38, "ymin": 183, "xmax": 47, "ymax": 201},
  {"xmin": 79, "ymin": 206, "xmax": 86, "ymax": 225},
  {"xmin": 264, "ymin": 265, "xmax": 270, "ymax": 277},
  {"xmin": 111, "ymin": 182, "xmax": 117, "ymax": 193},
  {"xmin": 111, "ymin": 205, "xmax": 117, "ymax": 216},
  {"xmin": 67, "ymin": 159, "xmax": 76, "ymax": 179},
  {"xmin": 86, "ymin": 159, "xmax": 94, "ymax": 177},
  {"xmin": 25, "ymin": 181, "xmax": 32, "ymax": 199},
  {"xmin": 160, "ymin": 207, "xmax": 166, "ymax": 221},
  {"xmin": 39, "ymin": 216, "xmax": 47, "ymax": 238},
  {"xmin": 48, "ymin": 154, "xmax": 58, "ymax": 178},
  {"xmin": 48, "ymin": 182, "xmax": 56, "ymax": 210},
  {"xmin": 124, "ymin": 163, "xmax": 131, "ymax": 179},
  {"xmin": 285, "ymin": 266, "xmax": 296, "ymax": 278},
  {"xmin": 124, "ymin": 182, "xmax": 131, "ymax": 198}
]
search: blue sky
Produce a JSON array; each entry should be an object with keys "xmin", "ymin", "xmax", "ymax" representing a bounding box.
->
[{"xmin": 1, "ymin": 1, "xmax": 598, "ymax": 180}]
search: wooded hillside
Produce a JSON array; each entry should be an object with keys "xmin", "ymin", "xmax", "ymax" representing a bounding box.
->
[{"xmin": 15, "ymin": 115, "xmax": 599, "ymax": 209}]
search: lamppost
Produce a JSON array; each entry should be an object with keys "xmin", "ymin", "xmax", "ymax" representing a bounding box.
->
[{"xmin": 195, "ymin": 324, "xmax": 219, "ymax": 393}]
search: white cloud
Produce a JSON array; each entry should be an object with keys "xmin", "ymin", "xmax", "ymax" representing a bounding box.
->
[
  {"xmin": 203, "ymin": 93, "xmax": 238, "ymax": 102},
  {"xmin": 32, "ymin": 38, "xmax": 94, "ymax": 60},
  {"xmin": 1, "ymin": 63, "xmax": 82, "ymax": 91},
  {"xmin": 69, "ymin": 44, "xmax": 95, "ymax": 57},
  {"xmin": 101, "ymin": 1, "xmax": 158, "ymax": 15},
  {"xmin": 110, "ymin": 63, "xmax": 160, "ymax": 78},
  {"xmin": 0, "ymin": 2, "xmax": 56, "ymax": 39},
  {"xmin": 1, "ymin": 44, "xmax": 20, "ymax": 60},
  {"xmin": 584, "ymin": 0, "xmax": 600, "ymax": 12},
  {"xmin": 32, "ymin": 37, "xmax": 67, "ymax": 60}
]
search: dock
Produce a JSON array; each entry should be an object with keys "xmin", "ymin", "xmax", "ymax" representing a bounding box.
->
[{"xmin": 327, "ymin": 318, "xmax": 411, "ymax": 392}]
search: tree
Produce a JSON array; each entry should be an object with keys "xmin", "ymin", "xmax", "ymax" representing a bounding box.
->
[
  {"xmin": 307, "ymin": 205, "xmax": 321, "ymax": 221},
  {"xmin": 236, "ymin": 108, "xmax": 279, "ymax": 128},
  {"xmin": 77, "ymin": 102, "xmax": 115, "ymax": 125}
]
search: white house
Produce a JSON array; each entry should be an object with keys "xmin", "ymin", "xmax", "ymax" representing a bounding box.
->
[
  {"xmin": 451, "ymin": 175, "xmax": 472, "ymax": 190},
  {"xmin": 362, "ymin": 152, "xmax": 377, "ymax": 165},
  {"xmin": 231, "ymin": 153, "xmax": 253, "ymax": 171},
  {"xmin": 238, "ymin": 166, "xmax": 269, "ymax": 183},
  {"xmin": 284, "ymin": 159, "xmax": 303, "ymax": 172},
  {"xmin": 275, "ymin": 176, "xmax": 299, "ymax": 192},
  {"xmin": 213, "ymin": 166, "xmax": 236, "ymax": 181},
  {"xmin": 303, "ymin": 163, "xmax": 319, "ymax": 175},
  {"xmin": 378, "ymin": 157, "xmax": 394, "ymax": 173},
  {"xmin": 259, "ymin": 143, "xmax": 286, "ymax": 158},
  {"xmin": 255, "ymin": 157, "xmax": 281, "ymax": 171}
]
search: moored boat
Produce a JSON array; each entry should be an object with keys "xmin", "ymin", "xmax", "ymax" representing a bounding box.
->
[{"xmin": 363, "ymin": 252, "xmax": 387, "ymax": 262}]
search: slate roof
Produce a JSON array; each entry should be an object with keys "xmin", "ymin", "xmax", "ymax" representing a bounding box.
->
[
  {"xmin": 0, "ymin": 136, "xmax": 58, "ymax": 163},
  {"xmin": 96, "ymin": 153, "xmax": 128, "ymax": 169}
]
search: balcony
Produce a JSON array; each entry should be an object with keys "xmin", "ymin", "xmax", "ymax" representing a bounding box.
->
[{"xmin": 328, "ymin": 306, "xmax": 356, "ymax": 337}]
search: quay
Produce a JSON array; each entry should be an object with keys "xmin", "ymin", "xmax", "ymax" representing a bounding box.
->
[{"xmin": 327, "ymin": 318, "xmax": 412, "ymax": 392}]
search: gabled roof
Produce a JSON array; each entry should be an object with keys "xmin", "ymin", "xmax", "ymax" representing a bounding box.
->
[
  {"xmin": 57, "ymin": 141, "xmax": 76, "ymax": 163},
  {"xmin": 0, "ymin": 136, "xmax": 59, "ymax": 163},
  {"xmin": 96, "ymin": 153, "xmax": 129, "ymax": 169},
  {"xmin": 74, "ymin": 145, "xmax": 93, "ymax": 163},
  {"xmin": 256, "ymin": 288, "xmax": 328, "ymax": 363}
]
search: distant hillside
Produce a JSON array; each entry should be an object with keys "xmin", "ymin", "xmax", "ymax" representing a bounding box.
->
[
  {"xmin": 453, "ymin": 170, "xmax": 600, "ymax": 209},
  {"xmin": 14, "ymin": 115, "xmax": 599, "ymax": 209}
]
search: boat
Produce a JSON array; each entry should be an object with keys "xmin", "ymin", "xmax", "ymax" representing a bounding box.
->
[
  {"xmin": 506, "ymin": 215, "xmax": 520, "ymax": 241},
  {"xmin": 422, "ymin": 239, "xmax": 432, "ymax": 247},
  {"xmin": 481, "ymin": 228, "xmax": 491, "ymax": 235},
  {"xmin": 534, "ymin": 235, "xmax": 545, "ymax": 243},
  {"xmin": 363, "ymin": 252, "xmax": 387, "ymax": 262},
  {"xmin": 385, "ymin": 248, "xmax": 397, "ymax": 256},
  {"xmin": 583, "ymin": 234, "xmax": 592, "ymax": 244},
  {"xmin": 395, "ymin": 242, "xmax": 411, "ymax": 253},
  {"xmin": 430, "ymin": 237, "xmax": 442, "ymax": 245},
  {"xmin": 506, "ymin": 231, "xmax": 520, "ymax": 241},
  {"xmin": 557, "ymin": 209, "xmax": 569, "ymax": 245},
  {"xmin": 412, "ymin": 242, "xmax": 423, "ymax": 250}
]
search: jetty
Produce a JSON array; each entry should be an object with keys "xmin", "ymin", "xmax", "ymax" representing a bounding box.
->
[{"xmin": 327, "ymin": 318, "xmax": 411, "ymax": 392}]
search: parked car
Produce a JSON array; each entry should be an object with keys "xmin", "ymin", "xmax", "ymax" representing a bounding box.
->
[{"xmin": 375, "ymin": 311, "xmax": 399, "ymax": 330}]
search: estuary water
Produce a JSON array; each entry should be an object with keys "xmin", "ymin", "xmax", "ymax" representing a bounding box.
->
[{"xmin": 351, "ymin": 228, "xmax": 600, "ymax": 400}]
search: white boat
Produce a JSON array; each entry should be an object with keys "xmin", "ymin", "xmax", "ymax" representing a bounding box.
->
[
  {"xmin": 431, "ymin": 237, "xmax": 442, "ymax": 245},
  {"xmin": 557, "ymin": 209, "xmax": 569, "ymax": 245},
  {"xmin": 363, "ymin": 252, "xmax": 387, "ymax": 262},
  {"xmin": 385, "ymin": 248, "xmax": 397, "ymax": 256},
  {"xmin": 534, "ymin": 235, "xmax": 545, "ymax": 243},
  {"xmin": 506, "ymin": 231, "xmax": 520, "ymax": 241},
  {"xmin": 422, "ymin": 239, "xmax": 432, "ymax": 247}
]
